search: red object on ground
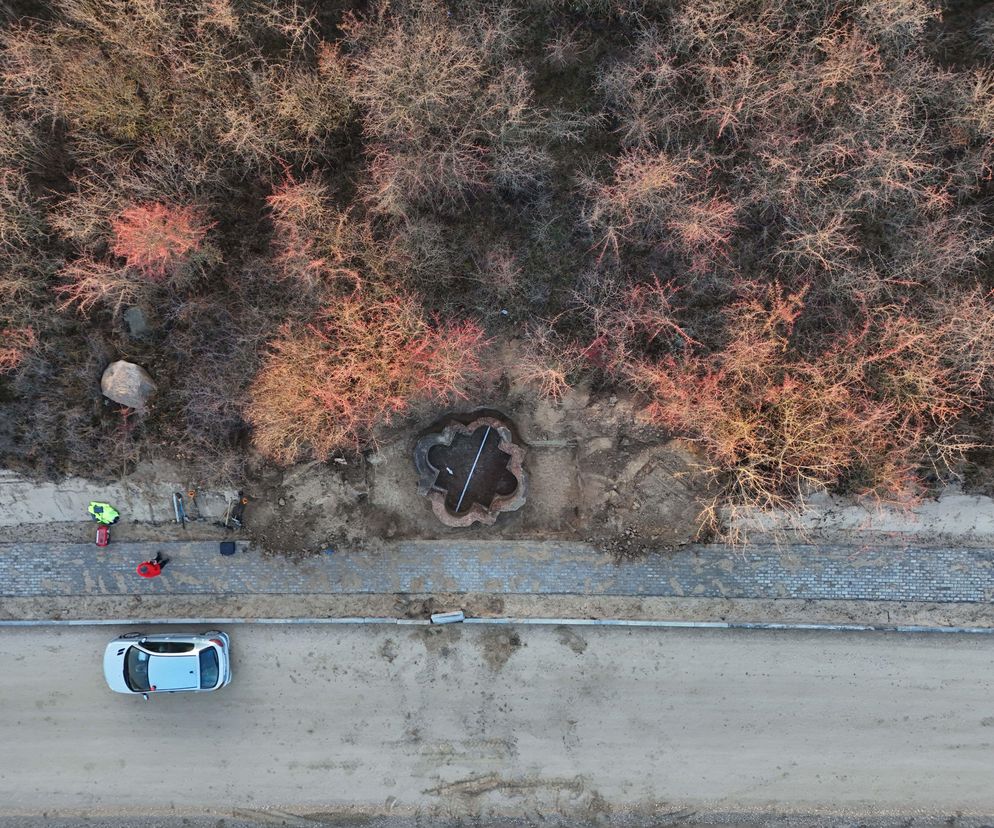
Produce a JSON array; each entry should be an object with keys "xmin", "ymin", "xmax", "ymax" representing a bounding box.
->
[
  {"xmin": 136, "ymin": 560, "xmax": 162, "ymax": 578},
  {"xmin": 96, "ymin": 525, "xmax": 110, "ymax": 547}
]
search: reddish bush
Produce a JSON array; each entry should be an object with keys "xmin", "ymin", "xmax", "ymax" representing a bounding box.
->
[
  {"xmin": 627, "ymin": 283, "xmax": 978, "ymax": 529},
  {"xmin": 110, "ymin": 202, "xmax": 210, "ymax": 279},
  {"xmin": 247, "ymin": 291, "xmax": 486, "ymax": 463}
]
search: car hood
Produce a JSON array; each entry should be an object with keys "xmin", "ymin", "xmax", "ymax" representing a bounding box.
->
[
  {"xmin": 102, "ymin": 642, "xmax": 131, "ymax": 694},
  {"xmin": 148, "ymin": 655, "xmax": 199, "ymax": 691}
]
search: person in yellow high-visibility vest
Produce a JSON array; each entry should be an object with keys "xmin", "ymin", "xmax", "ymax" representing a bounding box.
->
[{"xmin": 88, "ymin": 502, "xmax": 120, "ymax": 525}]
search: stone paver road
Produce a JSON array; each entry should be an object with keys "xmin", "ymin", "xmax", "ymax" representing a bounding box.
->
[{"xmin": 1, "ymin": 540, "xmax": 993, "ymax": 602}]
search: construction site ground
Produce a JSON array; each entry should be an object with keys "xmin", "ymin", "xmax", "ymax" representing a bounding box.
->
[
  {"xmin": 3, "ymin": 387, "xmax": 994, "ymax": 627},
  {"xmin": 7, "ymin": 385, "xmax": 994, "ymax": 550}
]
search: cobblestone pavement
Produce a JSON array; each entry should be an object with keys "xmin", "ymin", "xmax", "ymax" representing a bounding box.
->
[{"xmin": 1, "ymin": 540, "xmax": 993, "ymax": 603}]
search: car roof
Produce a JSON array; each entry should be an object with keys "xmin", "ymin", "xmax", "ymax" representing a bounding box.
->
[{"xmin": 148, "ymin": 654, "xmax": 200, "ymax": 691}]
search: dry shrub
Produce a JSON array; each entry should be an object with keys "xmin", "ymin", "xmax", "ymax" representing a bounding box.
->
[
  {"xmin": 160, "ymin": 297, "xmax": 266, "ymax": 473},
  {"xmin": 667, "ymin": 195, "xmax": 738, "ymax": 272},
  {"xmin": 592, "ymin": 0, "xmax": 988, "ymax": 304},
  {"xmin": 0, "ymin": 163, "xmax": 51, "ymax": 331},
  {"xmin": 467, "ymin": 242, "xmax": 523, "ymax": 306},
  {"xmin": 265, "ymin": 175, "xmax": 463, "ymax": 301},
  {"xmin": 855, "ymin": 0, "xmax": 940, "ymax": 52},
  {"xmin": 0, "ymin": 326, "xmax": 37, "ymax": 374},
  {"xmin": 218, "ymin": 44, "xmax": 353, "ymax": 167},
  {"xmin": 348, "ymin": 7, "xmax": 487, "ymax": 143},
  {"xmin": 581, "ymin": 150, "xmax": 691, "ymax": 257},
  {"xmin": 582, "ymin": 275, "xmax": 698, "ymax": 371},
  {"xmin": 266, "ymin": 175, "xmax": 336, "ymax": 287},
  {"xmin": 596, "ymin": 32, "xmax": 687, "ymax": 149},
  {"xmin": 247, "ymin": 290, "xmax": 486, "ymax": 463},
  {"xmin": 930, "ymin": 288, "xmax": 994, "ymax": 397},
  {"xmin": 345, "ymin": 1, "xmax": 573, "ymax": 215},
  {"xmin": 346, "ymin": 5, "xmax": 494, "ymax": 213},
  {"xmin": 576, "ymin": 2, "xmax": 994, "ymax": 541},
  {"xmin": 581, "ymin": 149, "xmax": 736, "ymax": 271},
  {"xmin": 54, "ymin": 256, "xmax": 143, "ymax": 315},
  {"xmin": 543, "ymin": 26, "xmax": 588, "ymax": 69},
  {"xmin": 2, "ymin": 25, "xmax": 171, "ymax": 143},
  {"xmin": 774, "ymin": 206, "xmax": 860, "ymax": 275},
  {"xmin": 266, "ymin": 177, "xmax": 343, "ymax": 289},
  {"xmin": 1, "ymin": 0, "xmax": 352, "ymax": 169},
  {"xmin": 265, "ymin": 175, "xmax": 365, "ymax": 292},
  {"xmin": 389, "ymin": 218, "xmax": 455, "ymax": 294},
  {"xmin": 627, "ymin": 283, "xmax": 982, "ymax": 534},
  {"xmin": 0, "ymin": 118, "xmax": 52, "ymax": 382},
  {"xmin": 0, "ymin": 167, "xmax": 45, "ymax": 251},
  {"xmin": 515, "ymin": 323, "xmax": 586, "ymax": 400},
  {"xmin": 110, "ymin": 202, "xmax": 210, "ymax": 279},
  {"xmin": 886, "ymin": 210, "xmax": 993, "ymax": 289}
]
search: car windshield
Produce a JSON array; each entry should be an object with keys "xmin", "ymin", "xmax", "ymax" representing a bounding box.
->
[
  {"xmin": 199, "ymin": 647, "xmax": 219, "ymax": 689},
  {"xmin": 143, "ymin": 641, "xmax": 195, "ymax": 654},
  {"xmin": 123, "ymin": 646, "xmax": 151, "ymax": 692}
]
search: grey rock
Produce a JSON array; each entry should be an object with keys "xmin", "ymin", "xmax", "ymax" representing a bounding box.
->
[
  {"xmin": 123, "ymin": 306, "xmax": 149, "ymax": 338},
  {"xmin": 101, "ymin": 360, "xmax": 156, "ymax": 410}
]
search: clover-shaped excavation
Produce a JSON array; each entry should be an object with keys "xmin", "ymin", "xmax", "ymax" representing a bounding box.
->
[{"xmin": 414, "ymin": 414, "xmax": 527, "ymax": 527}]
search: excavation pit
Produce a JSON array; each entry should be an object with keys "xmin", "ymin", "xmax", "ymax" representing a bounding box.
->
[{"xmin": 414, "ymin": 413, "xmax": 527, "ymax": 527}]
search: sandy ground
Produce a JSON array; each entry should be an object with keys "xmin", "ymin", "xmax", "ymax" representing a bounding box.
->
[
  {"xmin": 1, "ymin": 817, "xmax": 992, "ymax": 828},
  {"xmin": 6, "ymin": 383, "xmax": 994, "ymax": 558},
  {"xmin": 0, "ymin": 625, "xmax": 992, "ymax": 819},
  {"xmin": 0, "ymin": 388, "xmax": 709, "ymax": 554},
  {"xmin": 729, "ymin": 485, "xmax": 994, "ymax": 544},
  {"xmin": 7, "ymin": 399, "xmax": 994, "ymax": 556},
  {"xmin": 0, "ymin": 463, "xmax": 235, "ymax": 527},
  {"xmin": 9, "ymin": 424, "xmax": 994, "ymax": 554}
]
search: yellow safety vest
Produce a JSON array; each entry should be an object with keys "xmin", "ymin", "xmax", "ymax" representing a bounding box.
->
[{"xmin": 88, "ymin": 502, "xmax": 120, "ymax": 524}]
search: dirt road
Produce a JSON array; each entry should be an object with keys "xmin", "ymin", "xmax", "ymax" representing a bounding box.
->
[{"xmin": 0, "ymin": 625, "xmax": 991, "ymax": 821}]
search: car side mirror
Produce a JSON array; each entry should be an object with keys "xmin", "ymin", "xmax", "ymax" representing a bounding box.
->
[{"xmin": 142, "ymin": 693, "xmax": 149, "ymax": 701}]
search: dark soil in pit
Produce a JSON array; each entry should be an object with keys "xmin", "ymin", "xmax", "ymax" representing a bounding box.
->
[{"xmin": 427, "ymin": 426, "xmax": 518, "ymax": 516}]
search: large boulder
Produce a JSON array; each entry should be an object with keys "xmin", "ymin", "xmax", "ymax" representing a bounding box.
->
[{"xmin": 101, "ymin": 360, "xmax": 156, "ymax": 410}]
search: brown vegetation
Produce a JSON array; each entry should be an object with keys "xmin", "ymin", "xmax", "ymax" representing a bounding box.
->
[
  {"xmin": 627, "ymin": 283, "xmax": 986, "ymax": 533},
  {"xmin": 110, "ymin": 203, "xmax": 211, "ymax": 279},
  {"xmin": 247, "ymin": 289, "xmax": 485, "ymax": 464},
  {"xmin": 2, "ymin": 0, "xmax": 994, "ymax": 540}
]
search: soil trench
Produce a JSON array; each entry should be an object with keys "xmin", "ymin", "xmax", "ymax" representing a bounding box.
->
[{"xmin": 428, "ymin": 427, "xmax": 517, "ymax": 515}]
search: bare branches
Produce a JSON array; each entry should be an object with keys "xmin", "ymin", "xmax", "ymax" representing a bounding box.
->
[
  {"xmin": 346, "ymin": 1, "xmax": 572, "ymax": 215},
  {"xmin": 54, "ymin": 257, "xmax": 144, "ymax": 316}
]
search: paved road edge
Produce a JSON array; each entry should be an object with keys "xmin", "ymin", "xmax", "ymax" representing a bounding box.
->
[
  {"xmin": 2, "ymin": 615, "xmax": 993, "ymax": 635},
  {"xmin": 2, "ymin": 593, "xmax": 992, "ymax": 627}
]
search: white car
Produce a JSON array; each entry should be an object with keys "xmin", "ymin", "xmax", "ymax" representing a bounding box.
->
[{"xmin": 103, "ymin": 631, "xmax": 232, "ymax": 696}]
